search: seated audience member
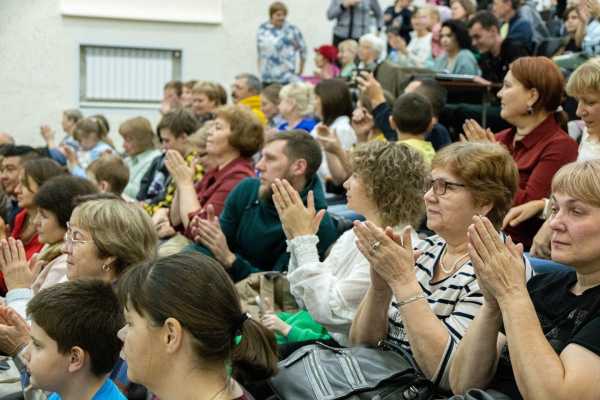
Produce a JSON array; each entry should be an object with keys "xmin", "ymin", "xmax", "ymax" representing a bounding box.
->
[
  {"xmin": 493, "ymin": 0, "xmax": 534, "ymax": 51},
  {"xmin": 117, "ymin": 252, "xmax": 278, "ymax": 399},
  {"xmin": 468, "ymin": 11, "xmax": 530, "ymax": 83},
  {"xmin": 561, "ymin": 5, "xmax": 586, "ymax": 53},
  {"xmin": 350, "ymin": 141, "xmax": 530, "ymax": 390},
  {"xmin": 423, "ymin": 4, "xmax": 444, "ymax": 59},
  {"xmin": 181, "ymin": 79, "xmax": 197, "ymax": 109},
  {"xmin": 187, "ymin": 131, "xmax": 338, "ymax": 282},
  {"xmin": 274, "ymin": 141, "xmax": 427, "ymax": 346},
  {"xmin": 231, "ymin": 73, "xmax": 267, "ymax": 124},
  {"xmin": 338, "ymin": 39, "xmax": 359, "ymax": 79},
  {"xmin": 386, "ymin": 26, "xmax": 417, "ymax": 67},
  {"xmin": 433, "ymin": 19, "xmax": 481, "ymax": 75},
  {"xmin": 65, "ymin": 117, "xmax": 113, "ymax": 177},
  {"xmin": 0, "ymin": 133, "xmax": 15, "ymax": 145},
  {"xmin": 91, "ymin": 114, "xmax": 113, "ymax": 148},
  {"xmin": 450, "ymin": 0, "xmax": 477, "ymax": 22},
  {"xmin": 191, "ymin": 81, "xmax": 225, "ymax": 126},
  {"xmin": 313, "ymin": 45, "xmax": 340, "ymax": 81},
  {"xmin": 462, "ymin": 57, "xmax": 578, "ymax": 249},
  {"xmin": 357, "ymin": 33, "xmax": 387, "ymax": 71},
  {"xmin": 160, "ymin": 79, "xmax": 182, "ymax": 115},
  {"xmin": 503, "ymin": 57, "xmax": 600, "ymax": 261},
  {"xmin": 86, "ymin": 155, "xmax": 130, "ymax": 198},
  {"xmin": 137, "ymin": 108, "xmax": 199, "ymax": 213},
  {"xmin": 383, "ymin": 0, "xmax": 413, "ymax": 43},
  {"xmin": 390, "ymin": 93, "xmax": 436, "ymax": 163},
  {"xmin": 9, "ymin": 158, "xmax": 65, "ymax": 250},
  {"xmin": 277, "ymin": 82, "xmax": 317, "ymax": 133},
  {"xmin": 117, "ymin": 116, "xmax": 161, "ymax": 199},
  {"xmin": 311, "ymin": 79, "xmax": 356, "ymax": 193},
  {"xmin": 260, "ymin": 83, "xmax": 285, "ymax": 133},
  {"xmin": 2, "ymin": 176, "xmax": 98, "ymax": 306},
  {"xmin": 404, "ymin": 77, "xmax": 452, "ymax": 150},
  {"xmin": 40, "ymin": 108, "xmax": 83, "ymax": 164},
  {"xmin": 25, "ymin": 280, "xmax": 125, "ymax": 400},
  {"xmin": 582, "ymin": 0, "xmax": 600, "ymax": 58},
  {"xmin": 450, "ymin": 160, "xmax": 600, "ymax": 400},
  {"xmin": 2, "ymin": 197, "xmax": 158, "ymax": 321},
  {"xmin": 406, "ymin": 8, "xmax": 434, "ymax": 68},
  {"xmin": 167, "ymin": 105, "xmax": 263, "ymax": 232},
  {"xmin": 0, "ymin": 145, "xmax": 39, "ymax": 228}
]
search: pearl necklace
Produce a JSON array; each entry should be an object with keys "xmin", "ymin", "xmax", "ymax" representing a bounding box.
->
[{"xmin": 439, "ymin": 246, "xmax": 470, "ymax": 274}]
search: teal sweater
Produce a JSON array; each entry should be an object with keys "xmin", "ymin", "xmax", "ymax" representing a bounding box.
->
[{"xmin": 186, "ymin": 176, "xmax": 338, "ymax": 282}]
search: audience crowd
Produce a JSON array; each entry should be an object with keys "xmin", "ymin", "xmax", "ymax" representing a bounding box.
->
[{"xmin": 1, "ymin": 0, "xmax": 600, "ymax": 399}]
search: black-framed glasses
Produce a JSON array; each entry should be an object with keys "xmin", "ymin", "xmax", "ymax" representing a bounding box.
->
[{"xmin": 425, "ymin": 178, "xmax": 466, "ymax": 196}]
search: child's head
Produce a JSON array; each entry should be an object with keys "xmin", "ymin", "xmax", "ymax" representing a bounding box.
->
[
  {"xmin": 25, "ymin": 280, "xmax": 124, "ymax": 393},
  {"xmin": 391, "ymin": 92, "xmax": 433, "ymax": 136},
  {"xmin": 86, "ymin": 154, "xmax": 130, "ymax": 196},
  {"xmin": 62, "ymin": 109, "xmax": 83, "ymax": 135},
  {"xmin": 157, "ymin": 109, "xmax": 199, "ymax": 155},
  {"xmin": 73, "ymin": 117, "xmax": 107, "ymax": 151},
  {"xmin": 338, "ymin": 40, "xmax": 359, "ymax": 67}
]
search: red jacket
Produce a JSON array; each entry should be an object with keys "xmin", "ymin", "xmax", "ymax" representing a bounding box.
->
[
  {"xmin": 496, "ymin": 115, "xmax": 578, "ymax": 248},
  {"xmin": 185, "ymin": 157, "xmax": 255, "ymax": 238},
  {"xmin": 0, "ymin": 209, "xmax": 44, "ymax": 295}
]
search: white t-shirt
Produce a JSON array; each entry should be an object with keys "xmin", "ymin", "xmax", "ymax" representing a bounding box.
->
[{"xmin": 577, "ymin": 128, "xmax": 600, "ymax": 161}]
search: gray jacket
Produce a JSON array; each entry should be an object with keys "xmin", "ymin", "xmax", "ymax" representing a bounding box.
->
[{"xmin": 327, "ymin": 0, "xmax": 383, "ymax": 39}]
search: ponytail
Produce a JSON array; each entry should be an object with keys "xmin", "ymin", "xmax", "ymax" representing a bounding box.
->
[
  {"xmin": 232, "ymin": 317, "xmax": 278, "ymax": 383},
  {"xmin": 554, "ymin": 109, "xmax": 569, "ymax": 133}
]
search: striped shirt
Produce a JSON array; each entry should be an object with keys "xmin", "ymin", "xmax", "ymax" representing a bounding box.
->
[{"xmin": 386, "ymin": 234, "xmax": 533, "ymax": 389}]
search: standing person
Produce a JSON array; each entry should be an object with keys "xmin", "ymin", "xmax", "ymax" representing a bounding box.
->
[
  {"xmin": 384, "ymin": 0, "xmax": 413, "ymax": 43},
  {"xmin": 327, "ymin": 0, "xmax": 384, "ymax": 46},
  {"xmin": 257, "ymin": 2, "xmax": 307, "ymax": 85}
]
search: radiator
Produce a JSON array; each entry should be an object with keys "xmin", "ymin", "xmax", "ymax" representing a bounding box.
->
[{"xmin": 80, "ymin": 45, "xmax": 182, "ymax": 104}]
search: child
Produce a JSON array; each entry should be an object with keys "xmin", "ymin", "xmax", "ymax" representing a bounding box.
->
[
  {"xmin": 337, "ymin": 39, "xmax": 359, "ymax": 79},
  {"xmin": 65, "ymin": 117, "xmax": 113, "ymax": 177},
  {"xmin": 40, "ymin": 109, "xmax": 84, "ymax": 165},
  {"xmin": 25, "ymin": 279, "xmax": 125, "ymax": 400},
  {"xmin": 390, "ymin": 92, "xmax": 436, "ymax": 163},
  {"xmin": 86, "ymin": 154, "xmax": 130, "ymax": 199}
]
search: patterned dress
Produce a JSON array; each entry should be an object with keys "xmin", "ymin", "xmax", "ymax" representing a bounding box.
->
[{"xmin": 257, "ymin": 21, "xmax": 306, "ymax": 84}]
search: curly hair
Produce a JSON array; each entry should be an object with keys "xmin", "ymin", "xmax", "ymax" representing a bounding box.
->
[{"xmin": 350, "ymin": 141, "xmax": 428, "ymax": 227}]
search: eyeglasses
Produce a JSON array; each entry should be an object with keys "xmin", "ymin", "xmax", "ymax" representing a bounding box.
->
[
  {"xmin": 64, "ymin": 222, "xmax": 92, "ymax": 247},
  {"xmin": 425, "ymin": 178, "xmax": 466, "ymax": 196}
]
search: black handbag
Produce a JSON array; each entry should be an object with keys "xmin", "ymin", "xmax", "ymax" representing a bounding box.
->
[{"xmin": 269, "ymin": 340, "xmax": 433, "ymax": 400}]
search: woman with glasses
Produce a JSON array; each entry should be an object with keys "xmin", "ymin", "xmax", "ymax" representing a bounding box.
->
[
  {"xmin": 349, "ymin": 141, "xmax": 532, "ymax": 391},
  {"xmin": 272, "ymin": 141, "xmax": 427, "ymax": 348}
]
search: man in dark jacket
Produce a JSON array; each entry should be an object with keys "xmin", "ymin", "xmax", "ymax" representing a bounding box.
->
[{"xmin": 187, "ymin": 130, "xmax": 339, "ymax": 282}]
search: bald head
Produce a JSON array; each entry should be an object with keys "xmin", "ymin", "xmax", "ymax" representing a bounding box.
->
[{"xmin": 0, "ymin": 133, "xmax": 15, "ymax": 145}]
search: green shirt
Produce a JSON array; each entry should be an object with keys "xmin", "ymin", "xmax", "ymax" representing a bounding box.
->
[
  {"xmin": 276, "ymin": 311, "xmax": 331, "ymax": 344},
  {"xmin": 186, "ymin": 176, "xmax": 338, "ymax": 282}
]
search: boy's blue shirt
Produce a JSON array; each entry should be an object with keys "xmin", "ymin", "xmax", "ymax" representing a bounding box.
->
[{"xmin": 48, "ymin": 378, "xmax": 125, "ymax": 400}]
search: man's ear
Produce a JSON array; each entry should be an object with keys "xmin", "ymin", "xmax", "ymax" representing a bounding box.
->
[
  {"xmin": 290, "ymin": 158, "xmax": 308, "ymax": 178},
  {"xmin": 163, "ymin": 317, "xmax": 184, "ymax": 355},
  {"xmin": 67, "ymin": 346, "xmax": 86, "ymax": 373}
]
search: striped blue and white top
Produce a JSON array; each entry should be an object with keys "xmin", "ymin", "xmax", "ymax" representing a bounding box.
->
[{"xmin": 386, "ymin": 234, "xmax": 533, "ymax": 390}]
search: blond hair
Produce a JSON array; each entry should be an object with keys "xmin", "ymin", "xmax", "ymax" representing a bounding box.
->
[
  {"xmin": 338, "ymin": 39, "xmax": 359, "ymax": 55},
  {"xmin": 351, "ymin": 141, "xmax": 428, "ymax": 227},
  {"xmin": 71, "ymin": 199, "xmax": 158, "ymax": 275},
  {"xmin": 432, "ymin": 142, "xmax": 519, "ymax": 228},
  {"xmin": 552, "ymin": 160, "xmax": 600, "ymax": 207},
  {"xmin": 192, "ymin": 81, "xmax": 226, "ymax": 106},
  {"xmin": 279, "ymin": 82, "xmax": 314, "ymax": 116},
  {"xmin": 118, "ymin": 117, "xmax": 156, "ymax": 153},
  {"xmin": 566, "ymin": 57, "xmax": 600, "ymax": 98}
]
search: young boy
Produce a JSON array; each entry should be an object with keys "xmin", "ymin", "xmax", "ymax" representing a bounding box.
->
[
  {"xmin": 87, "ymin": 154, "xmax": 130, "ymax": 199},
  {"xmin": 389, "ymin": 92, "xmax": 436, "ymax": 164},
  {"xmin": 25, "ymin": 280, "xmax": 125, "ymax": 400}
]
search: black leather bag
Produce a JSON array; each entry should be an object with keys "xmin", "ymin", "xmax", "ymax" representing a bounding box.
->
[{"xmin": 269, "ymin": 341, "xmax": 433, "ymax": 400}]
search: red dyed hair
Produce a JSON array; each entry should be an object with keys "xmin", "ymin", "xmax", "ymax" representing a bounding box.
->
[{"xmin": 509, "ymin": 56, "xmax": 565, "ymax": 114}]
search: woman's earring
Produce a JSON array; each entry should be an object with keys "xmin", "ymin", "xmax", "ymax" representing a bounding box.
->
[
  {"xmin": 101, "ymin": 263, "xmax": 111, "ymax": 272},
  {"xmin": 527, "ymin": 105, "xmax": 533, "ymax": 115}
]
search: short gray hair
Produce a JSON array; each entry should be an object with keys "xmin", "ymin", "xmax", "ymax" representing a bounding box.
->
[
  {"xmin": 359, "ymin": 33, "xmax": 386, "ymax": 62},
  {"xmin": 235, "ymin": 73, "xmax": 262, "ymax": 94}
]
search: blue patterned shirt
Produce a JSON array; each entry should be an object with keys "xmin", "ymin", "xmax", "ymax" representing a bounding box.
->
[{"xmin": 257, "ymin": 21, "xmax": 306, "ymax": 84}]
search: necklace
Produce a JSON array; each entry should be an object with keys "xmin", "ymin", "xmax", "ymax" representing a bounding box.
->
[{"xmin": 439, "ymin": 246, "xmax": 470, "ymax": 274}]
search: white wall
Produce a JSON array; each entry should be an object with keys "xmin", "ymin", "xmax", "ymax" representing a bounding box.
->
[{"xmin": 0, "ymin": 0, "xmax": 355, "ymax": 150}]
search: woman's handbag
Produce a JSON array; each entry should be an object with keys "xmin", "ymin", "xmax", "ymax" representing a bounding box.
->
[
  {"xmin": 269, "ymin": 340, "xmax": 433, "ymax": 400},
  {"xmin": 448, "ymin": 389, "xmax": 512, "ymax": 400}
]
